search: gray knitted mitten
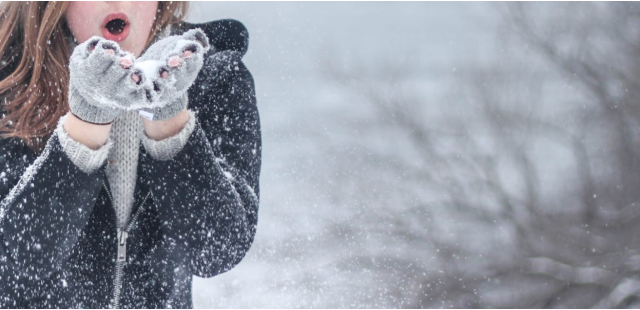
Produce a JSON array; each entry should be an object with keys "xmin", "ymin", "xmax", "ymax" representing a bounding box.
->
[
  {"xmin": 134, "ymin": 28, "xmax": 211, "ymax": 121},
  {"xmin": 68, "ymin": 37, "xmax": 143, "ymax": 124}
]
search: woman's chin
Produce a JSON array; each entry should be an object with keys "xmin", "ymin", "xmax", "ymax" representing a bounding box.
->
[{"xmin": 117, "ymin": 43, "xmax": 141, "ymax": 57}]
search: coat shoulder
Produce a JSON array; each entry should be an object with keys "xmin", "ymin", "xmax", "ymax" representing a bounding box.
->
[
  {"xmin": 171, "ymin": 19, "xmax": 249, "ymax": 58},
  {"xmin": 178, "ymin": 19, "xmax": 256, "ymax": 114}
]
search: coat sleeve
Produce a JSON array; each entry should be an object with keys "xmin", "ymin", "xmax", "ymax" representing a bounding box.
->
[
  {"xmin": 140, "ymin": 52, "xmax": 261, "ymax": 278},
  {"xmin": 0, "ymin": 130, "xmax": 107, "ymax": 281}
]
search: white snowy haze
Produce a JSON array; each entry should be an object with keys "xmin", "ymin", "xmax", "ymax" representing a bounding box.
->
[{"xmin": 187, "ymin": 2, "xmax": 640, "ymax": 308}]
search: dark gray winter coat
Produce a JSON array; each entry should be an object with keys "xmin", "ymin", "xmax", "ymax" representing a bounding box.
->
[{"xmin": 0, "ymin": 19, "xmax": 261, "ymax": 308}]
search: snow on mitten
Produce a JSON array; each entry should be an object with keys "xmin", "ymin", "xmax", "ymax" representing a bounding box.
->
[
  {"xmin": 68, "ymin": 37, "xmax": 144, "ymax": 124},
  {"xmin": 134, "ymin": 28, "xmax": 211, "ymax": 121}
]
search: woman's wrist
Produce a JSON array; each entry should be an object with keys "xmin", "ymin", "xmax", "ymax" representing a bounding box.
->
[
  {"xmin": 141, "ymin": 108, "xmax": 190, "ymax": 141},
  {"xmin": 63, "ymin": 112, "xmax": 112, "ymax": 150}
]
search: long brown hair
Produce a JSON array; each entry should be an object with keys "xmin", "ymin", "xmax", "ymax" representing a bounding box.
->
[{"xmin": 0, "ymin": 1, "xmax": 189, "ymax": 153}]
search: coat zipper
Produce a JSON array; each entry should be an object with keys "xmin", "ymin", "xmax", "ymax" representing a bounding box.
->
[{"xmin": 103, "ymin": 181, "xmax": 151, "ymax": 309}]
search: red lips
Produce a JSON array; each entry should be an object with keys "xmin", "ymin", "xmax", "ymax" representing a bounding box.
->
[{"xmin": 101, "ymin": 12, "xmax": 130, "ymax": 42}]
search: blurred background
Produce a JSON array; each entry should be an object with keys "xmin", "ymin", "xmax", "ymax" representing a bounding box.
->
[{"xmin": 187, "ymin": 2, "xmax": 640, "ymax": 308}]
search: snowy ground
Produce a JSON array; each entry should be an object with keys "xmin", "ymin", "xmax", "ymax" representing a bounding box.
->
[{"xmin": 185, "ymin": 3, "xmax": 499, "ymax": 308}]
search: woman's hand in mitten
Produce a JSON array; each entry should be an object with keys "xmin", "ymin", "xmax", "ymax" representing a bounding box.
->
[
  {"xmin": 68, "ymin": 36, "xmax": 144, "ymax": 124},
  {"xmin": 134, "ymin": 29, "xmax": 211, "ymax": 121}
]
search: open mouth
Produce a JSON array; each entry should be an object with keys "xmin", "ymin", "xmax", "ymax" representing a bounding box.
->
[
  {"xmin": 101, "ymin": 13, "xmax": 130, "ymax": 42},
  {"xmin": 106, "ymin": 18, "xmax": 127, "ymax": 35}
]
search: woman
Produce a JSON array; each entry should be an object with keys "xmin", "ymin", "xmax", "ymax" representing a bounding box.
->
[{"xmin": 0, "ymin": 2, "xmax": 261, "ymax": 308}]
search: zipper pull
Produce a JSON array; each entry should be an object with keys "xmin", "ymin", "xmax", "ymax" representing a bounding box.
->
[{"xmin": 117, "ymin": 229, "xmax": 128, "ymax": 262}]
